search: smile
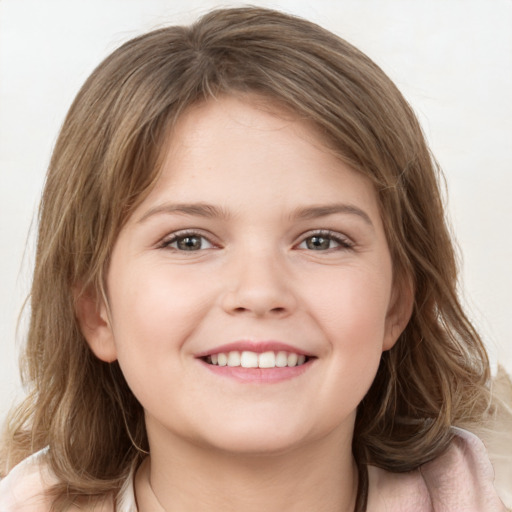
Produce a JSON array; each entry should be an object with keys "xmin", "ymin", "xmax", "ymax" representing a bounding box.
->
[{"xmin": 205, "ymin": 350, "xmax": 309, "ymax": 368}]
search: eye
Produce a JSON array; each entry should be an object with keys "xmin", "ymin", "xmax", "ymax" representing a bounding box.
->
[
  {"xmin": 161, "ymin": 231, "xmax": 214, "ymax": 251},
  {"xmin": 297, "ymin": 231, "xmax": 353, "ymax": 251}
]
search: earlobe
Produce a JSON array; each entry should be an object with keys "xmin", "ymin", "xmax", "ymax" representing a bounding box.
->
[
  {"xmin": 383, "ymin": 276, "xmax": 414, "ymax": 351},
  {"xmin": 74, "ymin": 285, "xmax": 118, "ymax": 363}
]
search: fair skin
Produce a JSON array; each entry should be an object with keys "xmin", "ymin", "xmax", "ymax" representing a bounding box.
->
[{"xmin": 79, "ymin": 95, "xmax": 411, "ymax": 511}]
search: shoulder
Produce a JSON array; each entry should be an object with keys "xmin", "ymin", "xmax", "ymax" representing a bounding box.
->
[
  {"xmin": 0, "ymin": 451, "xmax": 115, "ymax": 512},
  {"xmin": 0, "ymin": 450, "xmax": 57, "ymax": 512},
  {"xmin": 419, "ymin": 428, "xmax": 508, "ymax": 511},
  {"xmin": 367, "ymin": 428, "xmax": 508, "ymax": 512}
]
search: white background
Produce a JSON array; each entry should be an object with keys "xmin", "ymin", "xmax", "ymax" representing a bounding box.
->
[{"xmin": 1, "ymin": 0, "xmax": 511, "ymax": 423}]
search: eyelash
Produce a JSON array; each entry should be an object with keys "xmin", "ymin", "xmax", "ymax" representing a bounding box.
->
[
  {"xmin": 159, "ymin": 230, "xmax": 217, "ymax": 251},
  {"xmin": 159, "ymin": 229, "xmax": 354, "ymax": 252},
  {"xmin": 296, "ymin": 230, "xmax": 354, "ymax": 251}
]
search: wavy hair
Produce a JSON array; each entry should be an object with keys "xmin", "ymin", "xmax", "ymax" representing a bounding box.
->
[{"xmin": 1, "ymin": 7, "xmax": 491, "ymax": 511}]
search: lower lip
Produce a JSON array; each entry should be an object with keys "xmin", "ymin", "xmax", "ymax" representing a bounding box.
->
[{"xmin": 199, "ymin": 359, "xmax": 314, "ymax": 383}]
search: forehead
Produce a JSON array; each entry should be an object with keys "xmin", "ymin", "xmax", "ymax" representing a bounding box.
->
[
  {"xmin": 154, "ymin": 96, "xmax": 376, "ymax": 199},
  {"xmin": 121, "ymin": 94, "xmax": 387, "ymax": 243}
]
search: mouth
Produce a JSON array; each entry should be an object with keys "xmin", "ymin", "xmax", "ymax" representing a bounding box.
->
[
  {"xmin": 195, "ymin": 342, "xmax": 316, "ymax": 383},
  {"xmin": 201, "ymin": 350, "xmax": 312, "ymax": 369}
]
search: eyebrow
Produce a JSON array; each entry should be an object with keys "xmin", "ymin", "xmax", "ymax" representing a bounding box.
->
[
  {"xmin": 137, "ymin": 201, "xmax": 374, "ymax": 227},
  {"xmin": 292, "ymin": 204, "xmax": 374, "ymax": 227},
  {"xmin": 137, "ymin": 202, "xmax": 231, "ymax": 223}
]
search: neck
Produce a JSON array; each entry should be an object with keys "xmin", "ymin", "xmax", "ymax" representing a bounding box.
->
[{"xmin": 135, "ymin": 423, "xmax": 358, "ymax": 512}]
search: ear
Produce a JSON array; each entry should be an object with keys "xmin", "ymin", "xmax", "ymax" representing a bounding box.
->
[
  {"xmin": 74, "ymin": 285, "xmax": 118, "ymax": 363},
  {"xmin": 383, "ymin": 275, "xmax": 414, "ymax": 351}
]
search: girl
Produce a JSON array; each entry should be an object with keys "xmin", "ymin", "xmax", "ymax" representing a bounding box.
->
[{"xmin": 0, "ymin": 7, "xmax": 507, "ymax": 512}]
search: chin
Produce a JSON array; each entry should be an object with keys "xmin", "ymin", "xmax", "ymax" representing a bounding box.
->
[
  {"xmin": 192, "ymin": 417, "xmax": 311, "ymax": 456},
  {"xmin": 208, "ymin": 433, "xmax": 305, "ymax": 457}
]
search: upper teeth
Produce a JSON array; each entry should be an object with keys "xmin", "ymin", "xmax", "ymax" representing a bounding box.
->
[{"xmin": 208, "ymin": 351, "xmax": 307, "ymax": 368}]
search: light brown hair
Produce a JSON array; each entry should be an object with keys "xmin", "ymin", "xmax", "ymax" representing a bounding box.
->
[{"xmin": 1, "ymin": 7, "xmax": 491, "ymax": 511}]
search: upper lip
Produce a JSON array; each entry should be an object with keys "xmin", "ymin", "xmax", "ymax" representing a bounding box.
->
[{"xmin": 194, "ymin": 341, "xmax": 314, "ymax": 358}]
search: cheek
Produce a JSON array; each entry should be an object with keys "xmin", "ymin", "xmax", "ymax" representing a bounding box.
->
[
  {"xmin": 305, "ymin": 266, "xmax": 391, "ymax": 391},
  {"xmin": 307, "ymin": 264, "xmax": 392, "ymax": 339},
  {"xmin": 110, "ymin": 260, "xmax": 201, "ymax": 332},
  {"xmin": 107, "ymin": 263, "xmax": 208, "ymax": 376},
  {"xmin": 106, "ymin": 267, "xmax": 205, "ymax": 413}
]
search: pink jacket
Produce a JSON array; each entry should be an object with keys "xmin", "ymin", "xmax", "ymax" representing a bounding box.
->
[{"xmin": 0, "ymin": 429, "xmax": 507, "ymax": 511}]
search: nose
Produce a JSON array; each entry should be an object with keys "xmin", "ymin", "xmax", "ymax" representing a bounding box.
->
[{"xmin": 220, "ymin": 251, "xmax": 297, "ymax": 318}]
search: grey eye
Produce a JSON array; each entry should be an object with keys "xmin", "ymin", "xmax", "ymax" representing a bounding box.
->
[
  {"xmin": 176, "ymin": 236, "xmax": 204, "ymax": 251},
  {"xmin": 164, "ymin": 234, "xmax": 214, "ymax": 251},
  {"xmin": 304, "ymin": 235, "xmax": 338, "ymax": 250}
]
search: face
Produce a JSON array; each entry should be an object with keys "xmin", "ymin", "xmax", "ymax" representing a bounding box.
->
[{"xmin": 83, "ymin": 96, "xmax": 410, "ymax": 456}]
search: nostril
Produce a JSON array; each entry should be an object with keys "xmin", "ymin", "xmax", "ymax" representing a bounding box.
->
[
  {"xmin": 222, "ymin": 287, "xmax": 296, "ymax": 317},
  {"xmin": 230, "ymin": 306, "xmax": 287, "ymax": 315}
]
